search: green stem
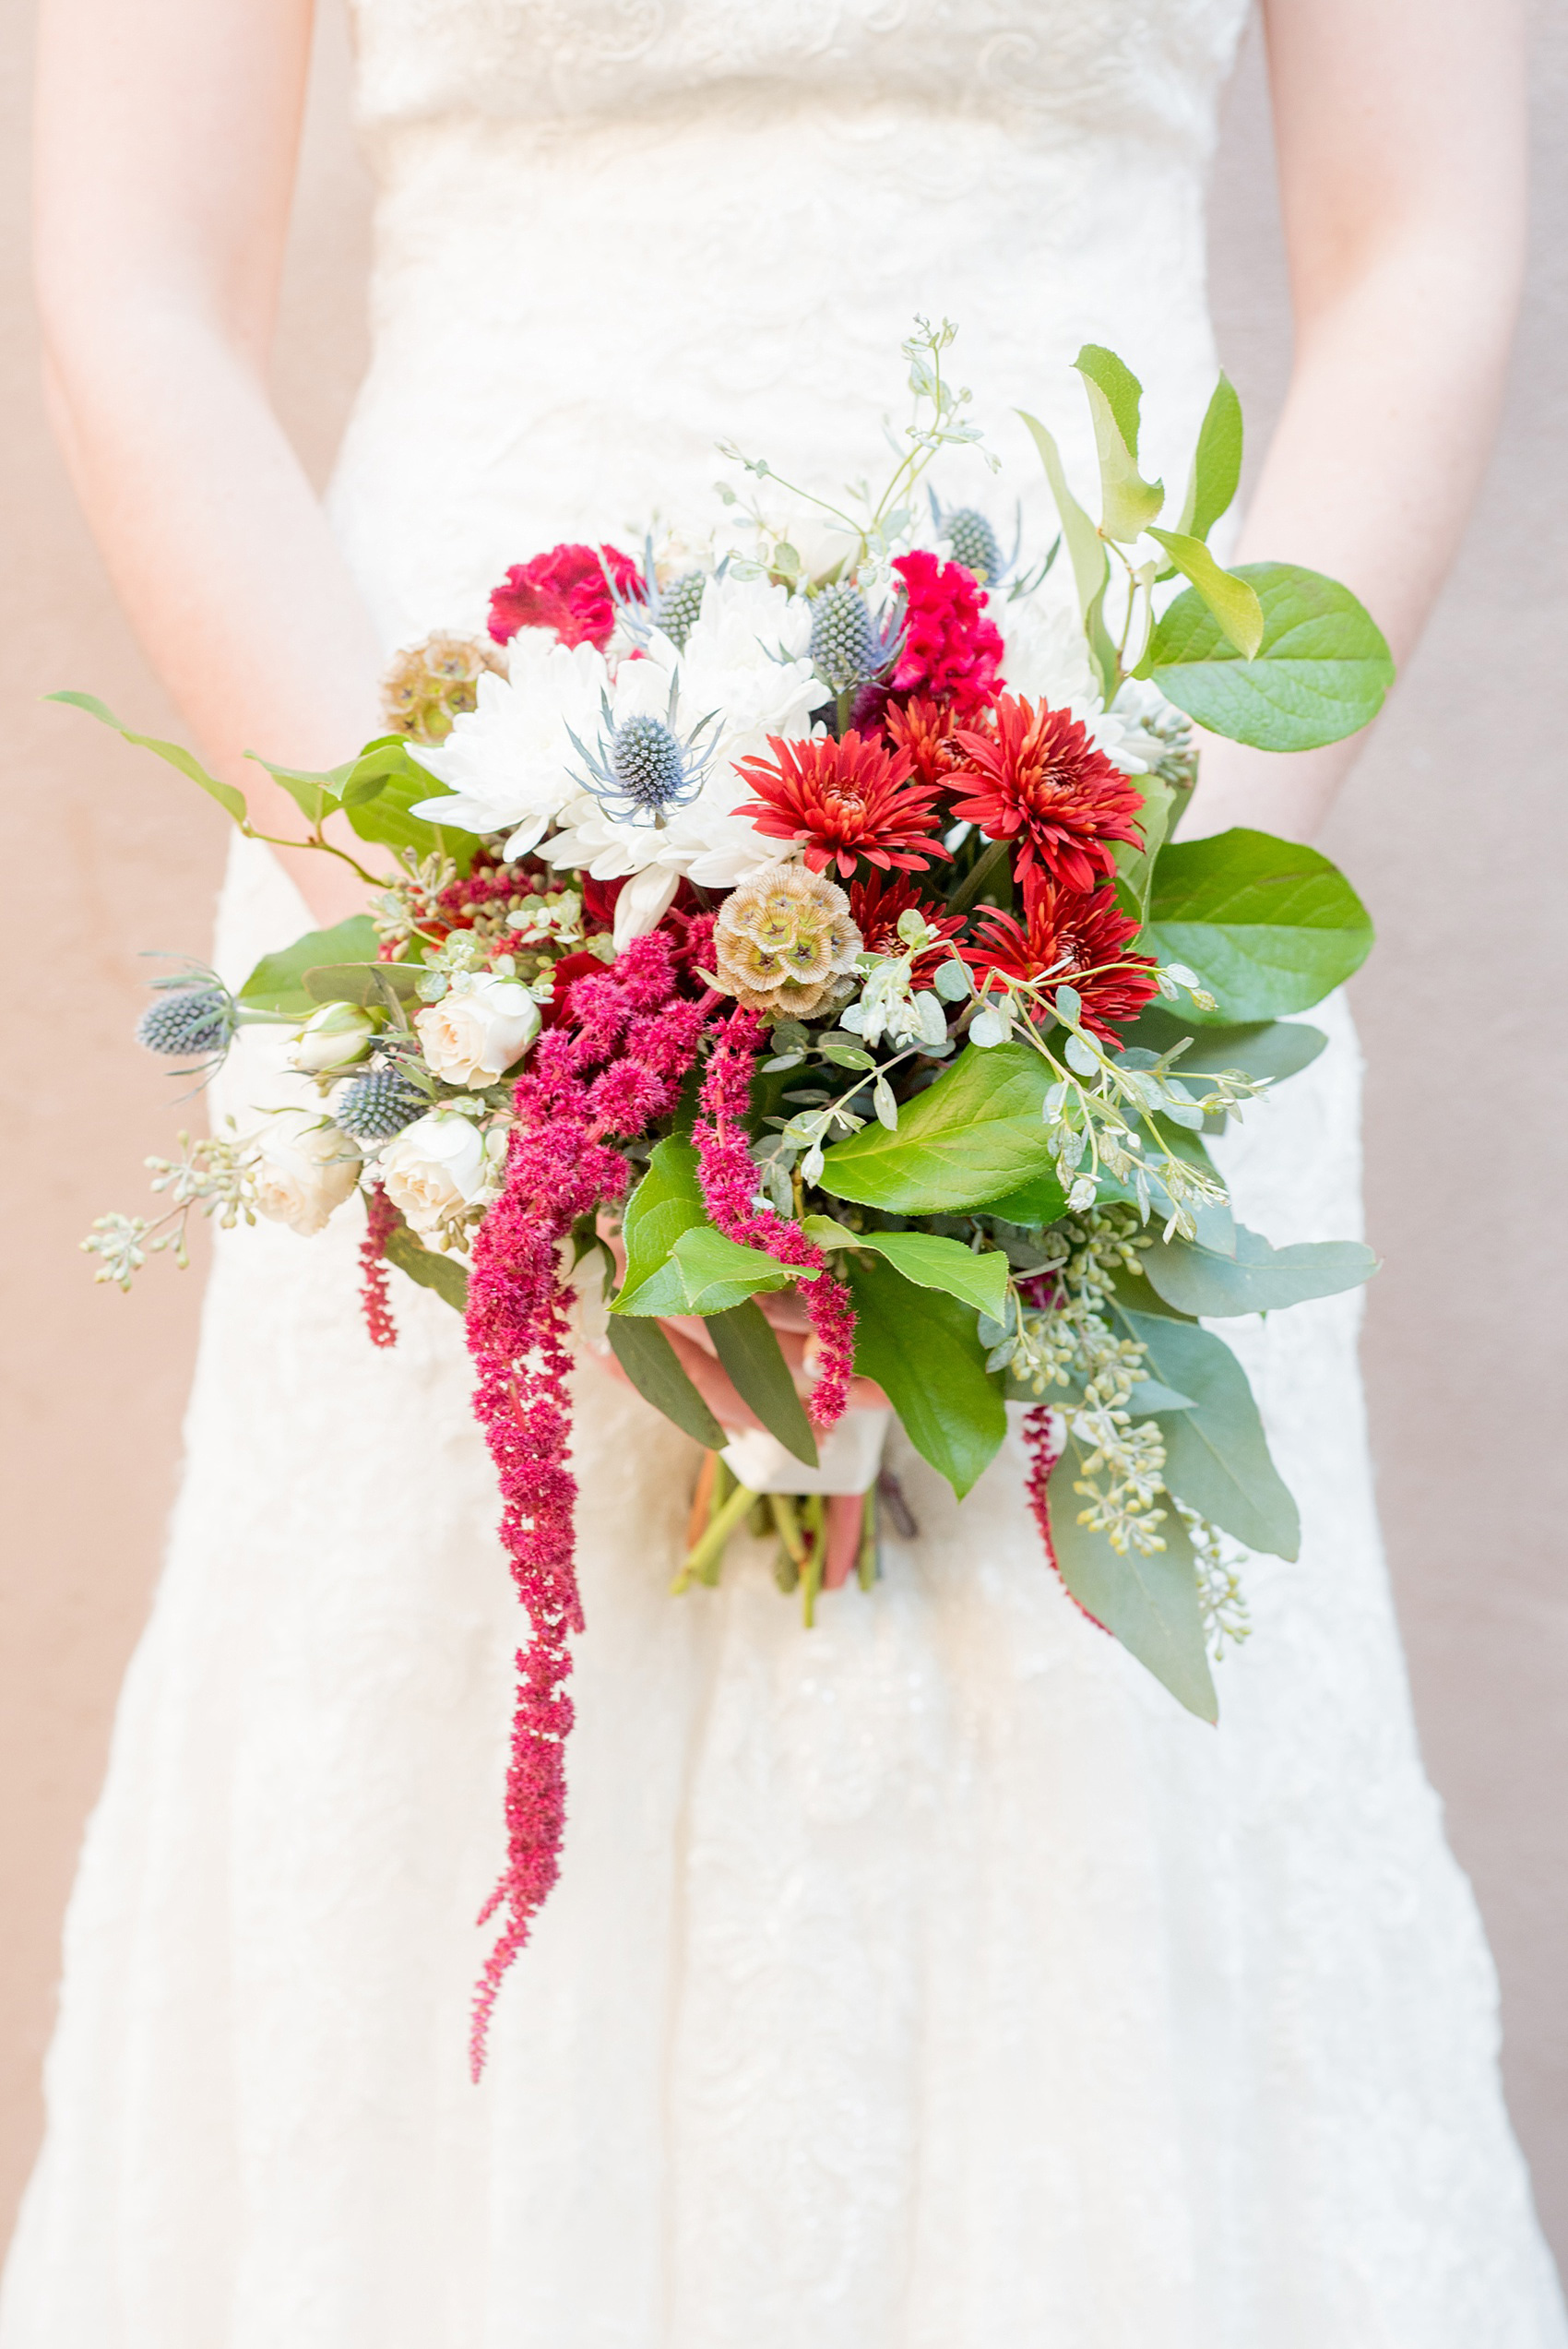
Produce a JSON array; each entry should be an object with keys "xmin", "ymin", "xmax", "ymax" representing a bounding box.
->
[
  {"xmin": 801, "ymin": 1493, "xmax": 826, "ymax": 1628},
  {"xmin": 671, "ymin": 1478, "xmax": 757, "ymax": 1594},
  {"xmin": 944, "ymin": 834, "xmax": 1011, "ymax": 915}
]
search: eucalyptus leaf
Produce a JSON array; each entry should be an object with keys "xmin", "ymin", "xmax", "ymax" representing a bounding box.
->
[
  {"xmin": 1016, "ymin": 410, "xmax": 1116, "ymax": 698},
  {"xmin": 1146, "ymin": 530, "xmax": 1263, "ymax": 658},
  {"xmin": 605, "ymin": 1317, "xmax": 726, "ymax": 1450},
  {"xmin": 1119, "ymin": 1307, "xmax": 1300, "ymax": 1559},
  {"xmin": 1047, "ymin": 1480, "xmax": 1218, "ymax": 1722},
  {"xmin": 237, "ymin": 916, "xmax": 383, "ymax": 1016},
  {"xmin": 1116, "ymin": 1008, "xmax": 1327, "ymax": 1090},
  {"xmin": 707, "ymin": 1302, "xmax": 817, "ymax": 1468},
  {"xmin": 383, "ymin": 1223, "xmax": 469, "ymax": 1313},
  {"xmin": 1139, "ymin": 1224, "xmax": 1379, "ymax": 1319},
  {"xmin": 845, "ymin": 1256, "xmax": 1005, "ymax": 1499},
  {"xmin": 1175, "ymin": 373, "xmax": 1243, "ymax": 543},
  {"xmin": 1074, "ymin": 346, "xmax": 1164, "ymax": 543},
  {"xmin": 50, "ymin": 692, "xmax": 249, "ymax": 825},
  {"xmin": 818, "ymin": 1042, "xmax": 1057, "ymax": 1213},
  {"xmin": 1146, "ymin": 563, "xmax": 1394, "ymax": 751},
  {"xmin": 1146, "ymin": 829, "xmax": 1374, "ymax": 1021}
]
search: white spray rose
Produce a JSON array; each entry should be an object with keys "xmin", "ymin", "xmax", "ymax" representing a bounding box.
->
[
  {"xmin": 379, "ymin": 1110, "xmax": 504, "ymax": 1244},
  {"xmin": 414, "ymin": 972, "xmax": 541, "ymax": 1088},
  {"xmin": 253, "ymin": 1118, "xmax": 362, "ymax": 1237},
  {"xmin": 290, "ymin": 1001, "xmax": 379, "ymax": 1076}
]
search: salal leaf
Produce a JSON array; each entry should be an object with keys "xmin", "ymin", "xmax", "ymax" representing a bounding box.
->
[
  {"xmin": 982, "ymin": 1168, "xmax": 1071, "ymax": 1228},
  {"xmin": 1120, "ymin": 1306, "xmax": 1300, "ymax": 1560},
  {"xmin": 1174, "ymin": 373, "xmax": 1243, "ymax": 543},
  {"xmin": 245, "ymin": 754, "xmax": 339, "ymax": 829},
  {"xmin": 605, "ymin": 1317, "xmax": 726, "ymax": 1450},
  {"xmin": 1139, "ymin": 1224, "xmax": 1378, "ymax": 1318},
  {"xmin": 670, "ymin": 1225, "xmax": 802, "ymax": 1314},
  {"xmin": 845, "ymin": 1255, "xmax": 1005, "ymax": 1498},
  {"xmin": 383, "ymin": 1222, "xmax": 469, "ymax": 1313},
  {"xmin": 1074, "ymin": 345, "xmax": 1164, "ymax": 543},
  {"xmin": 613, "ymin": 1139, "xmax": 707, "ymax": 1311},
  {"xmin": 50, "ymin": 691, "xmax": 250, "ymax": 825},
  {"xmin": 1116, "ymin": 1007, "xmax": 1327, "ymax": 1090},
  {"xmin": 1146, "ymin": 829, "xmax": 1374, "ymax": 1020},
  {"xmin": 237, "ymin": 916, "xmax": 383, "ymax": 1015},
  {"xmin": 802, "ymin": 1219, "xmax": 1010, "ymax": 1321},
  {"xmin": 346, "ymin": 738, "xmax": 478, "ymax": 873},
  {"xmin": 1113, "ymin": 770, "xmax": 1176, "ymax": 927},
  {"xmin": 818, "ymin": 1042, "xmax": 1057, "ymax": 1213},
  {"xmin": 1047, "ymin": 1479, "xmax": 1218, "ymax": 1722},
  {"xmin": 707, "ymin": 1302, "xmax": 817, "ymax": 1468},
  {"xmin": 1146, "ymin": 530, "xmax": 1263, "ymax": 659},
  {"xmin": 1016, "ymin": 409, "xmax": 1116, "ymax": 698},
  {"xmin": 1146, "ymin": 562, "xmax": 1394, "ymax": 750}
]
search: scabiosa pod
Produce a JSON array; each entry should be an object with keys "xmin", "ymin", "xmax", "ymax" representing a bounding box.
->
[{"xmin": 693, "ymin": 1009, "xmax": 857, "ymax": 1433}]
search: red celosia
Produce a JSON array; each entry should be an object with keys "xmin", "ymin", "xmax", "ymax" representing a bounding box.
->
[
  {"xmin": 962, "ymin": 879, "xmax": 1158, "ymax": 1043},
  {"xmin": 847, "ymin": 870, "xmax": 967, "ymax": 984},
  {"xmin": 733, "ymin": 730, "xmax": 949, "ymax": 878},
  {"xmin": 1022, "ymin": 1405, "xmax": 1108, "ymax": 1631},
  {"xmin": 466, "ymin": 932, "xmax": 712, "ymax": 2077},
  {"xmin": 359, "ymin": 1186, "xmax": 398, "ymax": 1349},
  {"xmin": 693, "ymin": 1009, "xmax": 857, "ymax": 1431},
  {"xmin": 948, "ymin": 695, "xmax": 1146, "ymax": 900},
  {"xmin": 888, "ymin": 550, "xmax": 1004, "ymax": 719},
  {"xmin": 883, "ymin": 693, "xmax": 969, "ymax": 791},
  {"xmin": 488, "ymin": 543, "xmax": 644, "ymax": 651}
]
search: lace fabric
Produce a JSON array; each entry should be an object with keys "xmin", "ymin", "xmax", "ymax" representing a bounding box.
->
[{"xmin": 5, "ymin": 1, "xmax": 1564, "ymax": 2340}]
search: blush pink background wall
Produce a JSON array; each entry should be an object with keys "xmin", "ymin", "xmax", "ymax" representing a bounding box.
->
[{"xmin": 2, "ymin": 0, "xmax": 1564, "ymax": 2276}]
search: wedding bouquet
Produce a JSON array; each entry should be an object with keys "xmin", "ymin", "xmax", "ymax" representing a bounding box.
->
[{"xmin": 77, "ymin": 324, "xmax": 1392, "ymax": 2065}]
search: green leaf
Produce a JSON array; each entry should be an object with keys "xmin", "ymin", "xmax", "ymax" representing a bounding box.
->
[
  {"xmin": 245, "ymin": 754, "xmax": 338, "ymax": 829},
  {"xmin": 707, "ymin": 1302, "xmax": 818, "ymax": 1468},
  {"xmin": 1047, "ymin": 1479, "xmax": 1218, "ymax": 1722},
  {"xmin": 1146, "ymin": 530, "xmax": 1263, "ymax": 659},
  {"xmin": 1074, "ymin": 345, "xmax": 1164, "ymax": 543},
  {"xmin": 1146, "ymin": 829, "xmax": 1374, "ymax": 1020},
  {"xmin": 383, "ymin": 1222, "xmax": 469, "ymax": 1312},
  {"xmin": 303, "ymin": 960, "xmax": 424, "ymax": 1008},
  {"xmin": 347, "ymin": 738, "xmax": 478, "ymax": 873},
  {"xmin": 1116, "ymin": 1008, "xmax": 1327, "ymax": 1090},
  {"xmin": 803, "ymin": 1225, "xmax": 1010, "ymax": 1320},
  {"xmin": 982, "ymin": 1169, "xmax": 1071, "ymax": 1227},
  {"xmin": 1016, "ymin": 410, "xmax": 1117, "ymax": 698},
  {"xmin": 613, "ymin": 1139, "xmax": 708, "ymax": 1312},
  {"xmin": 237, "ymin": 916, "xmax": 383, "ymax": 1015},
  {"xmin": 1120, "ymin": 1307, "xmax": 1300, "ymax": 1559},
  {"xmin": 670, "ymin": 1226, "xmax": 802, "ymax": 1314},
  {"xmin": 818, "ymin": 1042, "xmax": 1057, "ymax": 1213},
  {"xmin": 1139, "ymin": 1224, "xmax": 1379, "ymax": 1319},
  {"xmin": 1175, "ymin": 374, "xmax": 1243, "ymax": 543},
  {"xmin": 49, "ymin": 691, "xmax": 250, "ymax": 826},
  {"xmin": 1146, "ymin": 563, "xmax": 1394, "ymax": 751},
  {"xmin": 1112, "ymin": 770, "xmax": 1176, "ymax": 927},
  {"xmin": 605, "ymin": 1317, "xmax": 727, "ymax": 1450},
  {"xmin": 845, "ymin": 1256, "xmax": 1005, "ymax": 1499}
]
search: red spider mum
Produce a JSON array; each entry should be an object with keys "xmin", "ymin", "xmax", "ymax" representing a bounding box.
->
[
  {"xmin": 883, "ymin": 694, "xmax": 969, "ymax": 791},
  {"xmin": 733, "ymin": 730, "xmax": 950, "ymax": 878},
  {"xmin": 948, "ymin": 695, "xmax": 1146, "ymax": 900},
  {"xmin": 847, "ymin": 871, "xmax": 967, "ymax": 982},
  {"xmin": 962, "ymin": 878, "xmax": 1158, "ymax": 1043},
  {"xmin": 888, "ymin": 550, "xmax": 1004, "ymax": 720},
  {"xmin": 488, "ymin": 543, "xmax": 644, "ymax": 651}
]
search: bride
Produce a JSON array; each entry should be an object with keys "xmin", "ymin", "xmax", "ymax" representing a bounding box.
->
[{"xmin": 9, "ymin": 0, "xmax": 1562, "ymax": 2343}]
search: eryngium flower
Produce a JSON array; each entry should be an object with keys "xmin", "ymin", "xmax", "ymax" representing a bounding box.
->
[
  {"xmin": 808, "ymin": 583, "xmax": 903, "ymax": 694},
  {"xmin": 712, "ymin": 864, "xmax": 862, "ymax": 1019},
  {"xmin": 948, "ymin": 695, "xmax": 1146, "ymax": 902},
  {"xmin": 136, "ymin": 986, "xmax": 236, "ymax": 1060},
  {"xmin": 962, "ymin": 880, "xmax": 1158, "ymax": 1043},
  {"xmin": 653, "ymin": 569, "xmax": 707, "ymax": 651},
  {"xmin": 734, "ymin": 730, "xmax": 949, "ymax": 878},
  {"xmin": 382, "ymin": 632, "xmax": 505, "ymax": 745},
  {"xmin": 940, "ymin": 506, "xmax": 1003, "ymax": 585},
  {"xmin": 567, "ymin": 684, "xmax": 716, "ymax": 826},
  {"xmin": 334, "ymin": 1066, "xmax": 429, "ymax": 1143}
]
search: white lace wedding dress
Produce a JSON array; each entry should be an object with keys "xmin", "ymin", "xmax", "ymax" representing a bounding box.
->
[{"xmin": 6, "ymin": 3, "xmax": 1565, "ymax": 2343}]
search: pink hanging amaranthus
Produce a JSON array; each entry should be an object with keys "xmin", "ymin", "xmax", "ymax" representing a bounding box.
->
[
  {"xmin": 1022, "ymin": 1403, "xmax": 1108, "ymax": 1632},
  {"xmin": 358, "ymin": 1186, "xmax": 399, "ymax": 1349},
  {"xmin": 693, "ymin": 1008, "xmax": 857, "ymax": 1431},
  {"xmin": 465, "ymin": 932, "xmax": 710, "ymax": 2075}
]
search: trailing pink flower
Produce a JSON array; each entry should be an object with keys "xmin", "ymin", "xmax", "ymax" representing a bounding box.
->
[
  {"xmin": 1022, "ymin": 1404, "xmax": 1108, "ymax": 1633},
  {"xmin": 467, "ymin": 931, "xmax": 714, "ymax": 2076},
  {"xmin": 692, "ymin": 1009, "xmax": 857, "ymax": 1431},
  {"xmin": 359, "ymin": 1186, "xmax": 398, "ymax": 1349}
]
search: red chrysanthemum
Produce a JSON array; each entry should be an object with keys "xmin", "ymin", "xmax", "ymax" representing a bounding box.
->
[
  {"xmin": 888, "ymin": 550, "xmax": 1004, "ymax": 720},
  {"xmin": 847, "ymin": 871, "xmax": 967, "ymax": 982},
  {"xmin": 733, "ymin": 730, "xmax": 950, "ymax": 878},
  {"xmin": 488, "ymin": 543, "xmax": 644, "ymax": 651},
  {"xmin": 883, "ymin": 694, "xmax": 969, "ymax": 792},
  {"xmin": 961, "ymin": 878, "xmax": 1158, "ymax": 1043},
  {"xmin": 948, "ymin": 694, "xmax": 1146, "ymax": 902}
]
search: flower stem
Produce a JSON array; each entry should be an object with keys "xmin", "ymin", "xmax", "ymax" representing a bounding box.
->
[
  {"xmin": 671, "ymin": 1476, "xmax": 757, "ymax": 1594},
  {"xmin": 801, "ymin": 1492, "xmax": 826, "ymax": 1627}
]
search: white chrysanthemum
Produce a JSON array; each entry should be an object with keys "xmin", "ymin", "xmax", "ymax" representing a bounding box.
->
[
  {"xmin": 406, "ymin": 631, "xmax": 610, "ymax": 855},
  {"xmin": 996, "ymin": 591, "xmax": 1158, "ymax": 775}
]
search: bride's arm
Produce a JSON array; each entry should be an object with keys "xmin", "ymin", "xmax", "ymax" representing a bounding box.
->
[
  {"xmin": 34, "ymin": 0, "xmax": 384, "ymax": 924},
  {"xmin": 1191, "ymin": 0, "xmax": 1527, "ymax": 841}
]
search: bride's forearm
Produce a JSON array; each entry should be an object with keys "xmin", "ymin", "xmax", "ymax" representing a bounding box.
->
[{"xmin": 1190, "ymin": 0, "xmax": 1526, "ymax": 843}]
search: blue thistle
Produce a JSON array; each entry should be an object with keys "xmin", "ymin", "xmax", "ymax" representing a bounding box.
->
[
  {"xmin": 653, "ymin": 569, "xmax": 708, "ymax": 651},
  {"xmin": 567, "ymin": 677, "xmax": 717, "ymax": 827},
  {"xmin": 136, "ymin": 984, "xmax": 236, "ymax": 1061},
  {"xmin": 335, "ymin": 1065, "xmax": 428, "ymax": 1143},
  {"xmin": 809, "ymin": 583, "xmax": 905, "ymax": 695},
  {"xmin": 928, "ymin": 491, "xmax": 1024, "ymax": 588}
]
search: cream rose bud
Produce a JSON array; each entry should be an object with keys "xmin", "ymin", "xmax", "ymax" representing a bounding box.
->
[
  {"xmin": 414, "ymin": 973, "xmax": 541, "ymax": 1089},
  {"xmin": 290, "ymin": 1001, "xmax": 379, "ymax": 1076},
  {"xmin": 379, "ymin": 1110, "xmax": 499, "ymax": 1243},
  {"xmin": 253, "ymin": 1119, "xmax": 362, "ymax": 1237}
]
